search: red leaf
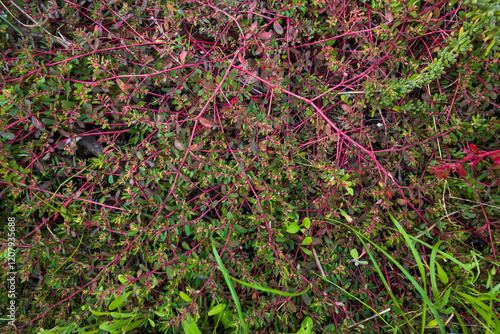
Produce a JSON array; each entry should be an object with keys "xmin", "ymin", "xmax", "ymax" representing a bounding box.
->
[
  {"xmin": 490, "ymin": 152, "xmax": 500, "ymax": 166},
  {"xmin": 174, "ymin": 140, "xmax": 187, "ymax": 151},
  {"xmin": 31, "ymin": 116, "xmax": 45, "ymax": 131},
  {"xmin": 189, "ymin": 142, "xmax": 204, "ymax": 152},
  {"xmin": 457, "ymin": 163, "xmax": 466, "ymax": 177},
  {"xmin": 469, "ymin": 144, "xmax": 480, "ymax": 154},
  {"xmin": 180, "ymin": 51, "xmax": 187, "ymax": 65},
  {"xmin": 237, "ymin": 53, "xmax": 246, "ymax": 65},
  {"xmin": 273, "ymin": 21, "xmax": 283, "ymax": 35},
  {"xmin": 341, "ymin": 104, "xmax": 352, "ymax": 114},
  {"xmin": 230, "ymin": 97, "xmax": 238, "ymax": 105},
  {"xmin": 199, "ymin": 117, "xmax": 215, "ymax": 128},
  {"xmin": 260, "ymin": 31, "xmax": 272, "ymax": 41}
]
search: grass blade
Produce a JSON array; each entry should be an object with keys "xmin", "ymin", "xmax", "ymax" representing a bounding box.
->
[
  {"xmin": 327, "ymin": 217, "xmax": 447, "ymax": 334},
  {"xmin": 228, "ymin": 275, "xmax": 309, "ymax": 297},
  {"xmin": 211, "ymin": 238, "xmax": 249, "ymax": 334}
]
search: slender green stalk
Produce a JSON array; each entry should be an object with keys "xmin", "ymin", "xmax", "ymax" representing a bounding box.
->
[
  {"xmin": 211, "ymin": 238, "xmax": 249, "ymax": 334},
  {"xmin": 228, "ymin": 275, "xmax": 309, "ymax": 297},
  {"xmin": 308, "ymin": 269, "xmax": 395, "ymax": 331},
  {"xmin": 326, "ymin": 214, "xmax": 449, "ymax": 334}
]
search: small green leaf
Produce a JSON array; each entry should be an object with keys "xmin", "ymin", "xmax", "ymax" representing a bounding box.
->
[
  {"xmin": 426, "ymin": 319, "xmax": 438, "ymax": 328},
  {"xmin": 179, "ymin": 291, "xmax": 193, "ymax": 302},
  {"xmin": 61, "ymin": 100, "xmax": 77, "ymax": 111},
  {"xmin": 0, "ymin": 131, "xmax": 15, "ymax": 140},
  {"xmin": 339, "ymin": 209, "xmax": 353, "ymax": 222},
  {"xmin": 295, "ymin": 316, "xmax": 313, "ymax": 334},
  {"xmin": 108, "ymin": 174, "xmax": 114, "ymax": 184},
  {"xmin": 182, "ymin": 315, "xmax": 202, "ymax": 334},
  {"xmin": 208, "ymin": 303, "xmax": 226, "ymax": 316},
  {"xmin": 41, "ymin": 118, "xmax": 55, "ymax": 125},
  {"xmin": 117, "ymin": 274, "xmax": 129, "ymax": 284},
  {"xmin": 301, "ymin": 237, "xmax": 312, "ymax": 245},
  {"xmin": 234, "ymin": 224, "xmax": 248, "ymax": 234},
  {"xmin": 301, "ymin": 246, "xmax": 312, "ymax": 256},
  {"xmin": 99, "ymin": 319, "xmax": 130, "ymax": 331},
  {"xmin": 350, "ymin": 249, "xmax": 359, "ymax": 259},
  {"xmin": 436, "ymin": 261, "xmax": 448, "ymax": 284},
  {"xmin": 109, "ymin": 291, "xmax": 132, "ymax": 310},
  {"xmin": 302, "ymin": 218, "xmax": 311, "ymax": 229},
  {"xmin": 287, "ymin": 222, "xmax": 300, "ymax": 234},
  {"xmin": 148, "ymin": 318, "xmax": 155, "ymax": 328},
  {"xmin": 110, "ymin": 312, "xmax": 136, "ymax": 318},
  {"xmin": 89, "ymin": 309, "xmax": 110, "ymax": 316},
  {"xmin": 166, "ymin": 266, "xmax": 174, "ymax": 280}
]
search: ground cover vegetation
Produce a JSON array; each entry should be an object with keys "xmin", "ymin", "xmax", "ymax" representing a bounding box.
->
[{"xmin": 0, "ymin": 0, "xmax": 499, "ymax": 333}]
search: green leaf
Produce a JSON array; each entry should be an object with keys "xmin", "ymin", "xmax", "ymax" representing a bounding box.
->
[
  {"xmin": 41, "ymin": 118, "xmax": 55, "ymax": 125},
  {"xmin": 350, "ymin": 249, "xmax": 359, "ymax": 259},
  {"xmin": 208, "ymin": 303, "xmax": 226, "ymax": 316},
  {"xmin": 426, "ymin": 319, "xmax": 438, "ymax": 328},
  {"xmin": 300, "ymin": 246, "xmax": 312, "ymax": 256},
  {"xmin": 0, "ymin": 131, "xmax": 15, "ymax": 140},
  {"xmin": 302, "ymin": 218, "xmax": 311, "ymax": 229},
  {"xmin": 436, "ymin": 261, "xmax": 448, "ymax": 284},
  {"xmin": 228, "ymin": 275, "xmax": 309, "ymax": 297},
  {"xmin": 61, "ymin": 100, "xmax": 77, "ymax": 111},
  {"xmin": 99, "ymin": 319, "xmax": 131, "ymax": 331},
  {"xmin": 117, "ymin": 274, "xmax": 129, "ymax": 285},
  {"xmin": 179, "ymin": 291, "xmax": 193, "ymax": 302},
  {"xmin": 110, "ymin": 312, "xmax": 136, "ymax": 318},
  {"xmin": 234, "ymin": 224, "xmax": 248, "ymax": 234},
  {"xmin": 301, "ymin": 237, "xmax": 312, "ymax": 245},
  {"xmin": 287, "ymin": 222, "xmax": 300, "ymax": 234},
  {"xmin": 182, "ymin": 315, "xmax": 202, "ymax": 334},
  {"xmin": 211, "ymin": 239, "xmax": 249, "ymax": 334},
  {"xmin": 339, "ymin": 209, "xmax": 352, "ymax": 222},
  {"xmin": 121, "ymin": 319, "xmax": 143, "ymax": 332},
  {"xmin": 484, "ymin": 39, "xmax": 495, "ymax": 57},
  {"xmin": 109, "ymin": 291, "xmax": 132, "ymax": 310},
  {"xmin": 108, "ymin": 174, "xmax": 114, "ymax": 184},
  {"xmin": 89, "ymin": 309, "xmax": 110, "ymax": 316},
  {"xmin": 213, "ymin": 309, "xmax": 232, "ymax": 329},
  {"xmin": 295, "ymin": 316, "xmax": 313, "ymax": 334}
]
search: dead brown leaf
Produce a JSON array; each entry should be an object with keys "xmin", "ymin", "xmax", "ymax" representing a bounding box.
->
[
  {"xmin": 174, "ymin": 140, "xmax": 187, "ymax": 151},
  {"xmin": 189, "ymin": 142, "xmax": 204, "ymax": 152},
  {"xmin": 341, "ymin": 104, "xmax": 352, "ymax": 114},
  {"xmin": 273, "ymin": 21, "xmax": 283, "ymax": 35},
  {"xmin": 260, "ymin": 31, "xmax": 272, "ymax": 41},
  {"xmin": 199, "ymin": 117, "xmax": 215, "ymax": 128}
]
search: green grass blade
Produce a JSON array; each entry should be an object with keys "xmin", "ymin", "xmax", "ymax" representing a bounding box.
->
[
  {"xmin": 328, "ymin": 218, "xmax": 446, "ymax": 334},
  {"xmin": 308, "ymin": 269, "xmax": 395, "ymax": 331},
  {"xmin": 327, "ymin": 220, "xmax": 416, "ymax": 332},
  {"xmin": 228, "ymin": 275, "xmax": 309, "ymax": 297},
  {"xmin": 400, "ymin": 232, "xmax": 475, "ymax": 275},
  {"xmin": 211, "ymin": 239, "xmax": 249, "ymax": 334},
  {"xmin": 429, "ymin": 241, "xmax": 443, "ymax": 304},
  {"xmin": 387, "ymin": 213, "xmax": 428, "ymax": 290}
]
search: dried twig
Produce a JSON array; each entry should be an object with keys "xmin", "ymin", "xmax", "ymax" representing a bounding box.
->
[
  {"xmin": 347, "ymin": 308, "xmax": 391, "ymax": 329},
  {"xmin": 1, "ymin": 0, "xmax": 72, "ymax": 47}
]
